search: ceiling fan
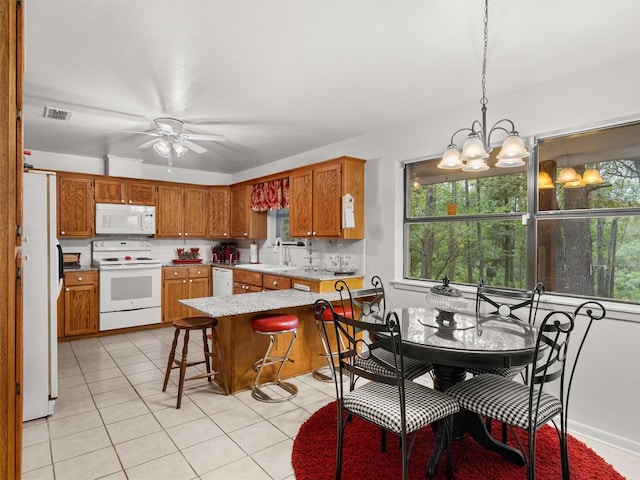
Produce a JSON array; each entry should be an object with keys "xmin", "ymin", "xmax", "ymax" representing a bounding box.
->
[{"xmin": 112, "ymin": 117, "xmax": 225, "ymax": 167}]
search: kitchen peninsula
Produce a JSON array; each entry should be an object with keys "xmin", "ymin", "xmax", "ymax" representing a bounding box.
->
[{"xmin": 180, "ymin": 285, "xmax": 373, "ymax": 394}]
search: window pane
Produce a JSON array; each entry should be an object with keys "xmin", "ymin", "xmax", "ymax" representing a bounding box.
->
[
  {"xmin": 407, "ymin": 157, "xmax": 527, "ymax": 217},
  {"xmin": 537, "ymin": 216, "xmax": 640, "ymax": 302},
  {"xmin": 406, "ymin": 219, "xmax": 526, "ymax": 288},
  {"xmin": 538, "ymin": 122, "xmax": 640, "ymax": 211}
]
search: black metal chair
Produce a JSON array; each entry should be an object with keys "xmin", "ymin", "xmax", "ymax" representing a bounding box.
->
[
  {"xmin": 446, "ymin": 300, "xmax": 606, "ymax": 480},
  {"xmin": 332, "ymin": 276, "xmax": 434, "ymax": 385},
  {"xmin": 470, "ymin": 279, "xmax": 545, "ymax": 441},
  {"xmin": 314, "ymin": 299, "xmax": 459, "ymax": 480}
]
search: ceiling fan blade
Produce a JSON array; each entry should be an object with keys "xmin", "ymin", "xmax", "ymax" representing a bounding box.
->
[
  {"xmin": 182, "ymin": 140, "xmax": 207, "ymax": 154},
  {"xmin": 107, "ymin": 129, "xmax": 162, "ymax": 137},
  {"xmin": 182, "ymin": 133, "xmax": 226, "ymax": 142},
  {"xmin": 138, "ymin": 138, "xmax": 160, "ymax": 149}
]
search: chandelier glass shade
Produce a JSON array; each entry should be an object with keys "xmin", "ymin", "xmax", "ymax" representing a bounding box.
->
[
  {"xmin": 438, "ymin": 0, "xmax": 528, "ymax": 171},
  {"xmin": 538, "ymin": 171, "xmax": 555, "ymax": 189},
  {"xmin": 153, "ymin": 139, "xmax": 188, "ymax": 158}
]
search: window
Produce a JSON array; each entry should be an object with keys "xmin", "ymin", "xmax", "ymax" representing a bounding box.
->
[{"xmin": 404, "ymin": 121, "xmax": 640, "ymax": 303}]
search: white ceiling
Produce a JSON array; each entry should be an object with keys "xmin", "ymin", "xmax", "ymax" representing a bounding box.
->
[{"xmin": 23, "ymin": 0, "xmax": 639, "ymax": 174}]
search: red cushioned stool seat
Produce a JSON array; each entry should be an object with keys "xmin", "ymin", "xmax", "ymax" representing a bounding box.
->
[
  {"xmin": 312, "ymin": 305, "xmax": 353, "ymax": 382},
  {"xmin": 251, "ymin": 314, "xmax": 299, "ymax": 402}
]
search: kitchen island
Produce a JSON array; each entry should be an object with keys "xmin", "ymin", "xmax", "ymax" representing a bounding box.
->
[{"xmin": 180, "ymin": 287, "xmax": 375, "ymax": 394}]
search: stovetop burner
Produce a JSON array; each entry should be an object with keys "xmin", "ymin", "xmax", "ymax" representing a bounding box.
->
[{"xmin": 92, "ymin": 240, "xmax": 161, "ymax": 267}]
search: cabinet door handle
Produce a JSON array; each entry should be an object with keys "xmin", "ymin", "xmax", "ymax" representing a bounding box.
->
[
  {"xmin": 273, "ymin": 281, "xmax": 277, "ymax": 286},
  {"xmin": 189, "ymin": 279, "xmax": 192, "ymax": 283},
  {"xmin": 185, "ymin": 233, "xmax": 189, "ymax": 236},
  {"xmin": 78, "ymin": 277, "xmax": 83, "ymax": 281},
  {"xmin": 65, "ymin": 288, "xmax": 69, "ymax": 292},
  {"xmin": 61, "ymin": 231, "xmax": 66, "ymax": 235},
  {"xmin": 174, "ymin": 271, "xmax": 178, "ymax": 276},
  {"xmin": 183, "ymin": 280, "xmax": 186, "ymax": 283}
]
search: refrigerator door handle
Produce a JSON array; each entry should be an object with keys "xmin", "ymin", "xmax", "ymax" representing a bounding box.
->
[{"xmin": 56, "ymin": 242, "xmax": 64, "ymax": 297}]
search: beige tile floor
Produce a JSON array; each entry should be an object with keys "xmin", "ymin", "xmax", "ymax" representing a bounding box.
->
[{"xmin": 22, "ymin": 328, "xmax": 639, "ymax": 480}]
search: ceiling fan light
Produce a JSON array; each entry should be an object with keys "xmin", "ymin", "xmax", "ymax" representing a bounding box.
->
[
  {"xmin": 460, "ymin": 135, "xmax": 489, "ymax": 161},
  {"xmin": 173, "ymin": 143, "xmax": 188, "ymax": 157},
  {"xmin": 556, "ymin": 167, "xmax": 579, "ymax": 183},
  {"xmin": 153, "ymin": 140, "xmax": 171, "ymax": 158},
  {"xmin": 462, "ymin": 158, "xmax": 489, "ymax": 172},
  {"xmin": 438, "ymin": 146, "xmax": 464, "ymax": 169},
  {"xmin": 496, "ymin": 133, "xmax": 529, "ymax": 161}
]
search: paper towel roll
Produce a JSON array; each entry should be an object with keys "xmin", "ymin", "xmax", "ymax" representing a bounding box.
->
[{"xmin": 250, "ymin": 242, "xmax": 258, "ymax": 264}]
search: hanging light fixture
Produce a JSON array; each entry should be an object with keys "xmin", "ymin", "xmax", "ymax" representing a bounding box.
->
[
  {"xmin": 438, "ymin": 0, "xmax": 528, "ymax": 171},
  {"xmin": 556, "ymin": 167, "xmax": 579, "ymax": 183},
  {"xmin": 538, "ymin": 171, "xmax": 555, "ymax": 189},
  {"xmin": 583, "ymin": 168, "xmax": 604, "ymax": 184}
]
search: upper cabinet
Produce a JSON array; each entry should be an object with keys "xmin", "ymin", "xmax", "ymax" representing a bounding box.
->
[
  {"xmin": 57, "ymin": 175, "xmax": 95, "ymax": 238},
  {"xmin": 207, "ymin": 186, "xmax": 231, "ymax": 238},
  {"xmin": 230, "ymin": 184, "xmax": 267, "ymax": 239},
  {"xmin": 156, "ymin": 184, "xmax": 208, "ymax": 238},
  {"xmin": 289, "ymin": 156, "xmax": 365, "ymax": 239},
  {"xmin": 94, "ymin": 178, "xmax": 156, "ymax": 205}
]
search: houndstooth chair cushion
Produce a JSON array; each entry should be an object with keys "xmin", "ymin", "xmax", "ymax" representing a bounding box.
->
[
  {"xmin": 355, "ymin": 348, "xmax": 433, "ymax": 380},
  {"xmin": 446, "ymin": 374, "xmax": 562, "ymax": 430},
  {"xmin": 467, "ymin": 366, "xmax": 523, "ymax": 379},
  {"xmin": 343, "ymin": 380, "xmax": 459, "ymax": 434}
]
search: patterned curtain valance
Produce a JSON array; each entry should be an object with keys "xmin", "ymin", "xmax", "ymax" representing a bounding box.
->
[{"xmin": 250, "ymin": 177, "xmax": 290, "ymax": 211}]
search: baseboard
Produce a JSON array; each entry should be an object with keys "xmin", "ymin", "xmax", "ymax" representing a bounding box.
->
[{"xmin": 569, "ymin": 419, "xmax": 640, "ymax": 456}]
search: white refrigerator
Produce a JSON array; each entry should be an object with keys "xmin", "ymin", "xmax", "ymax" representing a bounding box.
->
[{"xmin": 22, "ymin": 171, "xmax": 63, "ymax": 421}]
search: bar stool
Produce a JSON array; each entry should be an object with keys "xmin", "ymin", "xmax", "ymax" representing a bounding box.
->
[
  {"xmin": 251, "ymin": 314, "xmax": 299, "ymax": 402},
  {"xmin": 162, "ymin": 316, "xmax": 225, "ymax": 408},
  {"xmin": 313, "ymin": 305, "xmax": 352, "ymax": 382}
]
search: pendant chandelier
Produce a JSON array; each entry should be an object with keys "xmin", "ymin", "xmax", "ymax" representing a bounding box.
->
[
  {"xmin": 153, "ymin": 139, "xmax": 188, "ymax": 171},
  {"xmin": 438, "ymin": 0, "xmax": 529, "ymax": 172}
]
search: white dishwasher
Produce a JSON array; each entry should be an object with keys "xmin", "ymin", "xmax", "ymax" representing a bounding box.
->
[{"xmin": 212, "ymin": 267, "xmax": 233, "ymax": 296}]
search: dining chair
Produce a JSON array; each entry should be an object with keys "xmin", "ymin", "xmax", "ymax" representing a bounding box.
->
[
  {"xmin": 314, "ymin": 300, "xmax": 459, "ymax": 480},
  {"xmin": 470, "ymin": 279, "xmax": 544, "ymax": 441},
  {"xmin": 332, "ymin": 276, "xmax": 434, "ymax": 385},
  {"xmin": 446, "ymin": 300, "xmax": 606, "ymax": 480}
]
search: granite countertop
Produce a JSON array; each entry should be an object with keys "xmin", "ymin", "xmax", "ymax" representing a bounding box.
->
[
  {"xmin": 167, "ymin": 261, "xmax": 363, "ymax": 282},
  {"xmin": 180, "ymin": 287, "xmax": 377, "ymax": 318}
]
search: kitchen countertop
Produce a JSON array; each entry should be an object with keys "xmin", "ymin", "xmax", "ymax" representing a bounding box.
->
[{"xmin": 180, "ymin": 287, "xmax": 377, "ymax": 318}]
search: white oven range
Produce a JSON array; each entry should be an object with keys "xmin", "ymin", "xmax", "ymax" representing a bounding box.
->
[{"xmin": 92, "ymin": 240, "xmax": 162, "ymax": 331}]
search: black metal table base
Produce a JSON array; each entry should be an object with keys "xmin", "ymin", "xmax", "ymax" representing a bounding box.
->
[{"xmin": 426, "ymin": 365, "xmax": 525, "ymax": 478}]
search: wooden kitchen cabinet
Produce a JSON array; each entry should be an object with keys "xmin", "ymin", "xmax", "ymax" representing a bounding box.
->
[
  {"xmin": 233, "ymin": 269, "xmax": 263, "ymax": 294},
  {"xmin": 94, "ymin": 178, "xmax": 156, "ymax": 205},
  {"xmin": 57, "ymin": 175, "xmax": 95, "ymax": 237},
  {"xmin": 289, "ymin": 156, "xmax": 365, "ymax": 239},
  {"xmin": 207, "ymin": 186, "xmax": 231, "ymax": 238},
  {"xmin": 263, "ymin": 273, "xmax": 291, "ymax": 290},
  {"xmin": 162, "ymin": 266, "xmax": 211, "ymax": 322},
  {"xmin": 229, "ymin": 184, "xmax": 267, "ymax": 239},
  {"xmin": 156, "ymin": 184, "xmax": 208, "ymax": 238},
  {"xmin": 62, "ymin": 270, "xmax": 99, "ymax": 337}
]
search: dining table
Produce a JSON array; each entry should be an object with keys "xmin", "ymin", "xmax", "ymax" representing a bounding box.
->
[{"xmin": 390, "ymin": 305, "xmax": 538, "ymax": 476}]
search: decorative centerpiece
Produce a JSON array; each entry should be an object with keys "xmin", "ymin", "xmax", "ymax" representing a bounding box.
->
[
  {"xmin": 426, "ymin": 276, "xmax": 468, "ymax": 325},
  {"xmin": 173, "ymin": 247, "xmax": 203, "ymax": 264}
]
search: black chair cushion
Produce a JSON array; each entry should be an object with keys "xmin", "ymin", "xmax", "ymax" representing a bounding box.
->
[{"xmin": 446, "ymin": 373, "xmax": 562, "ymax": 430}]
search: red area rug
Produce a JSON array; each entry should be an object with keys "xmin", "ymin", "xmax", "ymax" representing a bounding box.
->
[{"xmin": 292, "ymin": 402, "xmax": 625, "ymax": 480}]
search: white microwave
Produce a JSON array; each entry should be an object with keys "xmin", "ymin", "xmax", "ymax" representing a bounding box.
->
[{"xmin": 95, "ymin": 203, "xmax": 156, "ymax": 235}]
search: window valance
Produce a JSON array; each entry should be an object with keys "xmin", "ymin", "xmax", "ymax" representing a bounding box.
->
[{"xmin": 250, "ymin": 177, "xmax": 290, "ymax": 211}]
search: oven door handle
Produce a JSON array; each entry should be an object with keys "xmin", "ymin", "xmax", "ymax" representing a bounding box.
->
[{"xmin": 100, "ymin": 264, "xmax": 162, "ymax": 271}]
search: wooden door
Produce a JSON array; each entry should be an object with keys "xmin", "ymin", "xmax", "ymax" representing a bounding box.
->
[
  {"xmin": 289, "ymin": 169, "xmax": 313, "ymax": 237},
  {"xmin": 127, "ymin": 181, "xmax": 156, "ymax": 205},
  {"xmin": 207, "ymin": 186, "xmax": 230, "ymax": 238},
  {"xmin": 312, "ymin": 163, "xmax": 342, "ymax": 237},
  {"xmin": 183, "ymin": 186, "xmax": 207, "ymax": 238},
  {"xmin": 187, "ymin": 277, "xmax": 210, "ymax": 316},
  {"xmin": 156, "ymin": 185, "xmax": 183, "ymax": 237},
  {"xmin": 57, "ymin": 176, "xmax": 95, "ymax": 237},
  {"xmin": 63, "ymin": 284, "xmax": 98, "ymax": 336},
  {"xmin": 162, "ymin": 278, "xmax": 189, "ymax": 322},
  {"xmin": 94, "ymin": 178, "xmax": 125, "ymax": 204}
]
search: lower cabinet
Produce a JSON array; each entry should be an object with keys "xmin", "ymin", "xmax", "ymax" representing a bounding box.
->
[
  {"xmin": 61, "ymin": 270, "xmax": 99, "ymax": 337},
  {"xmin": 233, "ymin": 269, "xmax": 263, "ymax": 294},
  {"xmin": 162, "ymin": 266, "xmax": 211, "ymax": 323}
]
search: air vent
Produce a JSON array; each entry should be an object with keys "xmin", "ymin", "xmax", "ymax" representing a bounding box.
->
[{"xmin": 43, "ymin": 106, "xmax": 73, "ymax": 121}]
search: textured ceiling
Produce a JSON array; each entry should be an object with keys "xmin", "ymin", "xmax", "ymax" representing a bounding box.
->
[{"xmin": 23, "ymin": 0, "xmax": 639, "ymax": 174}]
